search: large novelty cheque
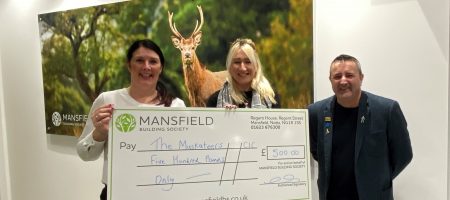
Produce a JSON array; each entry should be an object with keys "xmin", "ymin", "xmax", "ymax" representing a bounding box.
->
[{"xmin": 108, "ymin": 108, "xmax": 312, "ymax": 200}]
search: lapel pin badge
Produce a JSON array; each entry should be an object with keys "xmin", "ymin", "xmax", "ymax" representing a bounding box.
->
[
  {"xmin": 324, "ymin": 117, "xmax": 332, "ymax": 134},
  {"xmin": 361, "ymin": 116, "xmax": 365, "ymax": 124}
]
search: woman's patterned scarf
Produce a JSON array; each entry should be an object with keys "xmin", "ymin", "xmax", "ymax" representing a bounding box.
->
[{"xmin": 216, "ymin": 81, "xmax": 272, "ymax": 108}]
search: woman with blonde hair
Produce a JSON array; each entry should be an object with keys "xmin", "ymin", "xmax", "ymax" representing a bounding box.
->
[{"xmin": 207, "ymin": 38, "xmax": 280, "ymax": 108}]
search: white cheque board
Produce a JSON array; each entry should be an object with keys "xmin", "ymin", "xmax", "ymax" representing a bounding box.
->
[{"xmin": 108, "ymin": 108, "xmax": 311, "ymax": 200}]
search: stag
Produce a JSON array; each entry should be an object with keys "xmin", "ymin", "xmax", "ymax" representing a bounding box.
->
[{"xmin": 168, "ymin": 5, "xmax": 227, "ymax": 107}]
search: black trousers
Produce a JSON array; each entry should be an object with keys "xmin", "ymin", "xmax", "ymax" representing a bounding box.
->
[{"xmin": 100, "ymin": 184, "xmax": 107, "ymax": 200}]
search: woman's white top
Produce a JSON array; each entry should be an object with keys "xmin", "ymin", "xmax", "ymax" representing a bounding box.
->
[{"xmin": 76, "ymin": 88, "xmax": 186, "ymax": 183}]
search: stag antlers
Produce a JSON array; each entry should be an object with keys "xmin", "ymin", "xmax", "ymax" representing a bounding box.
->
[{"xmin": 168, "ymin": 5, "xmax": 204, "ymax": 39}]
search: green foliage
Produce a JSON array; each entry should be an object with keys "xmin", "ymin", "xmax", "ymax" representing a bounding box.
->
[{"xmin": 259, "ymin": 0, "xmax": 313, "ymax": 108}]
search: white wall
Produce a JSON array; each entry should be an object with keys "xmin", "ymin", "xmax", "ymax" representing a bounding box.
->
[
  {"xmin": 0, "ymin": 0, "xmax": 447, "ymax": 200},
  {"xmin": 0, "ymin": 48, "xmax": 10, "ymax": 200},
  {"xmin": 0, "ymin": 1, "xmax": 122, "ymax": 200}
]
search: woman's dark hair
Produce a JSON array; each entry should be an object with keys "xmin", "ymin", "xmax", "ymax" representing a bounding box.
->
[
  {"xmin": 127, "ymin": 39, "xmax": 175, "ymax": 106},
  {"xmin": 127, "ymin": 39, "xmax": 165, "ymax": 65}
]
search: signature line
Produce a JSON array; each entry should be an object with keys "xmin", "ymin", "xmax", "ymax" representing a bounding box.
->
[{"xmin": 186, "ymin": 173, "xmax": 211, "ymax": 180}]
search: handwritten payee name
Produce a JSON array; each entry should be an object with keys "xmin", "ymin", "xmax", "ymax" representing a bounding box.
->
[{"xmin": 151, "ymin": 137, "xmax": 224, "ymax": 150}]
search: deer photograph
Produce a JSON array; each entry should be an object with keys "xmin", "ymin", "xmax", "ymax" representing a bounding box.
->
[
  {"xmin": 168, "ymin": 5, "xmax": 227, "ymax": 107},
  {"xmin": 38, "ymin": 0, "xmax": 312, "ymax": 136}
]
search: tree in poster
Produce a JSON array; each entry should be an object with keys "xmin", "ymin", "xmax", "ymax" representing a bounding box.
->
[
  {"xmin": 39, "ymin": 3, "xmax": 129, "ymax": 136},
  {"xmin": 259, "ymin": 0, "xmax": 313, "ymax": 108}
]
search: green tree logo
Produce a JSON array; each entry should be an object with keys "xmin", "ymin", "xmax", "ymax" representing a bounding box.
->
[{"xmin": 115, "ymin": 113, "xmax": 136, "ymax": 132}]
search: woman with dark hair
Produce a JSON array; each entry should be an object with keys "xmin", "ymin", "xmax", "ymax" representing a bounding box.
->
[{"xmin": 77, "ymin": 39, "xmax": 185, "ymax": 200}]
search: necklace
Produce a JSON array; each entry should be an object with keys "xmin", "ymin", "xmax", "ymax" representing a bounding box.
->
[{"xmin": 128, "ymin": 87, "xmax": 159, "ymax": 104}]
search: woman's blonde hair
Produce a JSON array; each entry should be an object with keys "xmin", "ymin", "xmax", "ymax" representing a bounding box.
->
[{"xmin": 225, "ymin": 38, "xmax": 277, "ymax": 104}]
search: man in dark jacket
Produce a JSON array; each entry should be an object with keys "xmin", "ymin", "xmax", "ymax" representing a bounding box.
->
[{"xmin": 308, "ymin": 54, "xmax": 413, "ymax": 200}]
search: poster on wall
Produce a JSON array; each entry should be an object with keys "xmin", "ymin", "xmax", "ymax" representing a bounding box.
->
[{"xmin": 37, "ymin": 0, "xmax": 313, "ymax": 136}]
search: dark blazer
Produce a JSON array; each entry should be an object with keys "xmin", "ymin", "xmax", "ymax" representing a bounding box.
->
[{"xmin": 308, "ymin": 91, "xmax": 413, "ymax": 200}]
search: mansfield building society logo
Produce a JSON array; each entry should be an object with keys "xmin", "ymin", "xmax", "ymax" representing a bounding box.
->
[
  {"xmin": 51, "ymin": 111, "xmax": 88, "ymax": 127},
  {"xmin": 52, "ymin": 112, "xmax": 62, "ymax": 126},
  {"xmin": 114, "ymin": 112, "xmax": 214, "ymax": 133},
  {"xmin": 115, "ymin": 113, "xmax": 136, "ymax": 132}
]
